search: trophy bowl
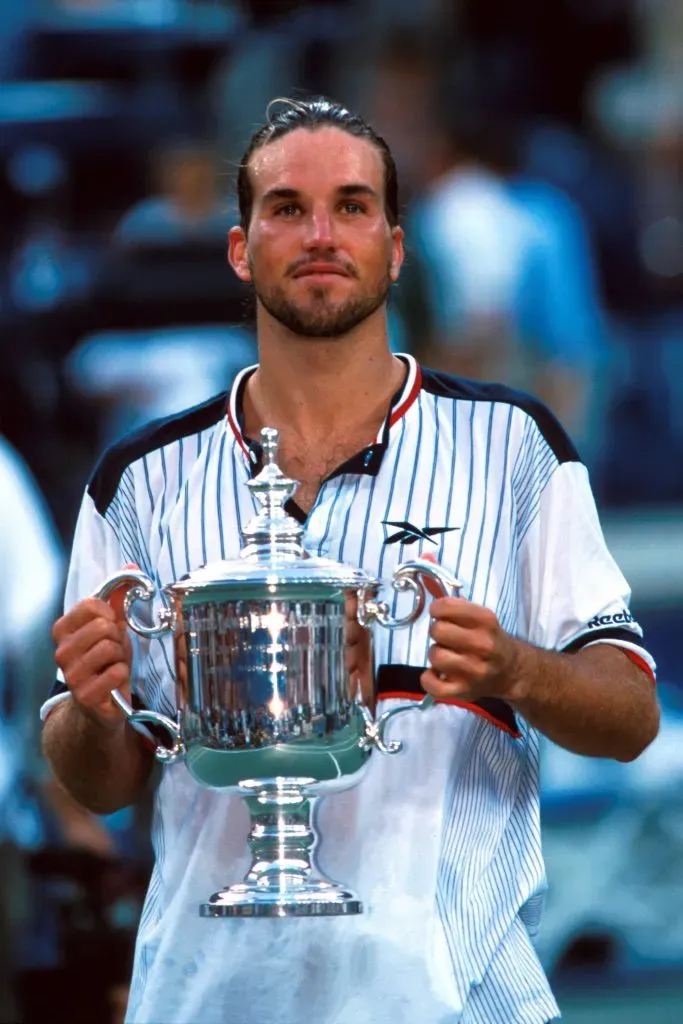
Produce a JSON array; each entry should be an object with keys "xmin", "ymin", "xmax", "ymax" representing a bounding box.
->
[{"xmin": 96, "ymin": 428, "xmax": 460, "ymax": 918}]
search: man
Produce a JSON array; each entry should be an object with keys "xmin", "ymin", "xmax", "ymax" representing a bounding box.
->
[{"xmin": 42, "ymin": 98, "xmax": 659, "ymax": 1024}]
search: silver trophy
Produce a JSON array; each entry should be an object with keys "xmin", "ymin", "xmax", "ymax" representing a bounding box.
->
[{"xmin": 96, "ymin": 428, "xmax": 460, "ymax": 918}]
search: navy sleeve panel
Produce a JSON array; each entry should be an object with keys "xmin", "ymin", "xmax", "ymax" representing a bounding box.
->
[
  {"xmin": 562, "ymin": 626, "xmax": 644, "ymax": 653},
  {"xmin": 420, "ymin": 366, "xmax": 581, "ymax": 465},
  {"xmin": 87, "ymin": 391, "xmax": 230, "ymax": 517}
]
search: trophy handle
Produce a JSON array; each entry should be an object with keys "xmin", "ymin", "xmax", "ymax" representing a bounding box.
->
[
  {"xmin": 359, "ymin": 695, "xmax": 435, "ymax": 755},
  {"xmin": 357, "ymin": 559, "xmax": 461, "ymax": 753},
  {"xmin": 93, "ymin": 569, "xmax": 176, "ymax": 639},
  {"xmin": 110, "ymin": 689, "xmax": 185, "ymax": 764},
  {"xmin": 357, "ymin": 559, "xmax": 462, "ymax": 629},
  {"xmin": 93, "ymin": 570, "xmax": 183, "ymax": 764}
]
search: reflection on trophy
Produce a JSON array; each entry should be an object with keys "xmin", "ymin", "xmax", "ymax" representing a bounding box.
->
[{"xmin": 95, "ymin": 428, "xmax": 460, "ymax": 918}]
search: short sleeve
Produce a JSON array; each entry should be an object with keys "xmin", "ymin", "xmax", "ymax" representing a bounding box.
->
[{"xmin": 518, "ymin": 458, "xmax": 655, "ymax": 677}]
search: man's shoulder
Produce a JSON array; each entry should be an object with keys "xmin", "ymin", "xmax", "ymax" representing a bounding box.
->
[
  {"xmin": 88, "ymin": 391, "xmax": 229, "ymax": 516},
  {"xmin": 420, "ymin": 366, "xmax": 580, "ymax": 465}
]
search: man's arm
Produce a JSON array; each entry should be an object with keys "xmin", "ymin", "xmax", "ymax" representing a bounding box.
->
[
  {"xmin": 42, "ymin": 698, "xmax": 154, "ymax": 815},
  {"xmin": 43, "ymin": 592, "xmax": 154, "ymax": 815},
  {"xmin": 423, "ymin": 597, "xmax": 659, "ymax": 762}
]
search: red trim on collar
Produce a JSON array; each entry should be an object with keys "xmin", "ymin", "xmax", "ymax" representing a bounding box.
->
[
  {"xmin": 226, "ymin": 400, "xmax": 250, "ymax": 459},
  {"xmin": 389, "ymin": 362, "xmax": 422, "ymax": 427}
]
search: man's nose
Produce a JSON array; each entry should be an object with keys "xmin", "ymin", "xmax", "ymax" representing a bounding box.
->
[{"xmin": 303, "ymin": 206, "xmax": 335, "ymax": 250}]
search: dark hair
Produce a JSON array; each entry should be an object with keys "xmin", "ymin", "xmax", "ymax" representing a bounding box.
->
[{"xmin": 236, "ymin": 96, "xmax": 399, "ymax": 233}]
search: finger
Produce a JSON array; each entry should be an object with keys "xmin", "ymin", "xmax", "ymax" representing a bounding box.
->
[
  {"xmin": 63, "ymin": 636, "xmax": 130, "ymax": 690},
  {"xmin": 345, "ymin": 619, "xmax": 365, "ymax": 644},
  {"xmin": 53, "ymin": 598, "xmax": 117, "ymax": 643},
  {"xmin": 55, "ymin": 617, "xmax": 127, "ymax": 674},
  {"xmin": 73, "ymin": 666, "xmax": 132, "ymax": 726},
  {"xmin": 421, "ymin": 668, "xmax": 474, "ymax": 701},
  {"xmin": 429, "ymin": 596, "xmax": 497, "ymax": 628},
  {"xmin": 427, "ymin": 644, "xmax": 486, "ymax": 684},
  {"xmin": 428, "ymin": 619, "xmax": 495, "ymax": 659}
]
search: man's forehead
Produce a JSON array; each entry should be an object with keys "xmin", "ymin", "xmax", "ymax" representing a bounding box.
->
[{"xmin": 249, "ymin": 126, "xmax": 384, "ymax": 198}]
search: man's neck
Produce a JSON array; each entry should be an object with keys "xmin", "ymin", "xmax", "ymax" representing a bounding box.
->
[{"xmin": 243, "ymin": 308, "xmax": 406, "ymax": 442}]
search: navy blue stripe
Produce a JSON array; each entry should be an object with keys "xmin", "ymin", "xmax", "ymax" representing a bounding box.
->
[
  {"xmin": 216, "ymin": 426, "xmax": 228, "ymax": 561},
  {"xmin": 468, "ymin": 403, "xmax": 495, "ymax": 592},
  {"xmin": 337, "ymin": 475, "xmax": 362, "ymax": 563},
  {"xmin": 358, "ymin": 470, "xmax": 380, "ymax": 569},
  {"xmin": 377, "ymin": 416, "xmax": 407, "ymax": 581},
  {"xmin": 482, "ymin": 405, "xmax": 513, "ymax": 606},
  {"xmin": 182, "ymin": 479, "xmax": 191, "ymax": 573},
  {"xmin": 158, "ymin": 448, "xmax": 168, "ymax": 547},
  {"xmin": 388, "ymin": 397, "xmax": 423, "ymax": 662},
  {"xmin": 455, "ymin": 402, "xmax": 476, "ymax": 580},
  {"xmin": 142, "ymin": 455, "xmax": 156, "ymax": 538},
  {"xmin": 317, "ymin": 477, "xmax": 347, "ymax": 554},
  {"xmin": 176, "ymin": 437, "xmax": 184, "ymax": 505},
  {"xmin": 160, "ymin": 447, "xmax": 179, "ymax": 582},
  {"xmin": 200, "ymin": 431, "xmax": 216, "ymax": 566},
  {"xmin": 230, "ymin": 441, "xmax": 245, "ymax": 543}
]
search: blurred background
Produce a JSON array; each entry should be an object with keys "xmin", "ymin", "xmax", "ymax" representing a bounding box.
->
[{"xmin": 0, "ymin": 1, "xmax": 682, "ymax": 1021}]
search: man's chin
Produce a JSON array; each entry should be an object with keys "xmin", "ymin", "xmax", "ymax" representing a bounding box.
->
[{"xmin": 256, "ymin": 283, "xmax": 390, "ymax": 339}]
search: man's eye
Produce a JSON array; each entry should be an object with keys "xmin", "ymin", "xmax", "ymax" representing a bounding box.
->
[
  {"xmin": 275, "ymin": 204, "xmax": 301, "ymax": 217},
  {"xmin": 342, "ymin": 201, "xmax": 365, "ymax": 214}
]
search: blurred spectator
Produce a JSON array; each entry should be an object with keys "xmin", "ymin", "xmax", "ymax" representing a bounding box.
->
[
  {"xmin": 585, "ymin": 0, "xmax": 683, "ymax": 501},
  {"xmin": 413, "ymin": 111, "xmax": 607, "ymax": 464},
  {"xmin": 209, "ymin": 3, "xmax": 353, "ymax": 167},
  {"xmin": 66, "ymin": 324, "xmax": 256, "ymax": 442},
  {"xmin": 113, "ymin": 140, "xmax": 232, "ymax": 248},
  {"xmin": 0, "ymin": 436, "xmax": 64, "ymax": 1020}
]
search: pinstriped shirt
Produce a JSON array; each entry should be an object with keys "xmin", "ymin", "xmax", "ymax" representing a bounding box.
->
[{"xmin": 43, "ymin": 355, "xmax": 655, "ymax": 1024}]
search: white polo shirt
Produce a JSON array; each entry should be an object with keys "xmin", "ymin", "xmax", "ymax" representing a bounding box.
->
[{"xmin": 43, "ymin": 355, "xmax": 655, "ymax": 1024}]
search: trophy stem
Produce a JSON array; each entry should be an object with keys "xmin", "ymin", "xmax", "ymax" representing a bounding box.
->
[{"xmin": 200, "ymin": 781, "xmax": 362, "ymax": 918}]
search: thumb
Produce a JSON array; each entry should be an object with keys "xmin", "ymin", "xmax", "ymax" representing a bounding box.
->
[{"xmin": 107, "ymin": 562, "xmax": 141, "ymax": 622}]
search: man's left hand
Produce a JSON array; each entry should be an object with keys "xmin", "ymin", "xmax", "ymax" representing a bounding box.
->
[{"xmin": 421, "ymin": 596, "xmax": 523, "ymax": 704}]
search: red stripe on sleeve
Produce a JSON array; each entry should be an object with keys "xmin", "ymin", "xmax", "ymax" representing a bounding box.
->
[{"xmin": 618, "ymin": 648, "xmax": 656, "ymax": 684}]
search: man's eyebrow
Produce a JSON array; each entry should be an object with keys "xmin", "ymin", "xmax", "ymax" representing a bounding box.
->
[
  {"xmin": 261, "ymin": 187, "xmax": 301, "ymax": 204},
  {"xmin": 337, "ymin": 184, "xmax": 380, "ymax": 201}
]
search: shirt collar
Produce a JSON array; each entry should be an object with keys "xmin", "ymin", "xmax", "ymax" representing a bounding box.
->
[{"xmin": 226, "ymin": 353, "xmax": 422, "ymax": 479}]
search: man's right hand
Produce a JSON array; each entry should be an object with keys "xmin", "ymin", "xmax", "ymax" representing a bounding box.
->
[{"xmin": 53, "ymin": 580, "xmax": 135, "ymax": 731}]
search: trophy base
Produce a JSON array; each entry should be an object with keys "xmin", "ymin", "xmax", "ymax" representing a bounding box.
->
[
  {"xmin": 200, "ymin": 781, "xmax": 363, "ymax": 918},
  {"xmin": 200, "ymin": 879, "xmax": 362, "ymax": 918}
]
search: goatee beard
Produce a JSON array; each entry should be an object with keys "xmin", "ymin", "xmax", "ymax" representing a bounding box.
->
[{"xmin": 253, "ymin": 274, "xmax": 391, "ymax": 339}]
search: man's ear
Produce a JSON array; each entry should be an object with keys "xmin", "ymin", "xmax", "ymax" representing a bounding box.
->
[
  {"xmin": 228, "ymin": 226, "xmax": 251, "ymax": 282},
  {"xmin": 389, "ymin": 225, "xmax": 404, "ymax": 283}
]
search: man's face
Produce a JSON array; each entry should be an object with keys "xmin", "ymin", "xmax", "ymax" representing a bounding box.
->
[{"xmin": 228, "ymin": 127, "xmax": 404, "ymax": 338}]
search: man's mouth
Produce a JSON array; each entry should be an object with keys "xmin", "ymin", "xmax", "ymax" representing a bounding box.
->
[{"xmin": 291, "ymin": 262, "xmax": 352, "ymax": 279}]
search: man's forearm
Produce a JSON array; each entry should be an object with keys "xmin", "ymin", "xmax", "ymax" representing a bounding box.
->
[
  {"xmin": 42, "ymin": 698, "xmax": 154, "ymax": 814},
  {"xmin": 506, "ymin": 642, "xmax": 660, "ymax": 761}
]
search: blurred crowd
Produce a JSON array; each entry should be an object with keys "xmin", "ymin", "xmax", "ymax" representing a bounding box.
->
[{"xmin": 1, "ymin": 1, "xmax": 682, "ymax": 1021}]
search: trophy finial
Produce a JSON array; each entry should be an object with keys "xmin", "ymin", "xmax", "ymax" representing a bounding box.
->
[
  {"xmin": 241, "ymin": 426, "xmax": 304, "ymax": 561},
  {"xmin": 261, "ymin": 427, "xmax": 279, "ymax": 465}
]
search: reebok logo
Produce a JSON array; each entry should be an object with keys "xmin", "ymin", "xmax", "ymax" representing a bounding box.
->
[
  {"xmin": 382, "ymin": 521, "xmax": 459, "ymax": 546},
  {"xmin": 586, "ymin": 611, "xmax": 637, "ymax": 629}
]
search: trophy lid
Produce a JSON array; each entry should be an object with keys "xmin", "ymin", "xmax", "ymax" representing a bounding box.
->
[{"xmin": 166, "ymin": 427, "xmax": 378, "ymax": 599}]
